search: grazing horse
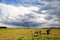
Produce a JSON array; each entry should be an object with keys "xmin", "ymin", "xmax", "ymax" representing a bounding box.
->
[
  {"xmin": 46, "ymin": 29, "xmax": 51, "ymax": 35},
  {"xmin": 34, "ymin": 30, "xmax": 41, "ymax": 37}
]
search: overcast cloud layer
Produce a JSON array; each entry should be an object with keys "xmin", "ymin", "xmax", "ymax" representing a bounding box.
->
[{"xmin": 0, "ymin": 0, "xmax": 60, "ymax": 28}]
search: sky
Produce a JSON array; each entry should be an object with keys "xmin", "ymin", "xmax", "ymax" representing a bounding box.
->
[{"xmin": 0, "ymin": 0, "xmax": 60, "ymax": 28}]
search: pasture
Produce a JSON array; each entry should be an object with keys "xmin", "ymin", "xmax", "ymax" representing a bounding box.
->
[{"xmin": 0, "ymin": 28, "xmax": 60, "ymax": 40}]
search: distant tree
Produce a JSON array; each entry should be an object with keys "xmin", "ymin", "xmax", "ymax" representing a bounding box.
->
[{"xmin": 0, "ymin": 26, "xmax": 7, "ymax": 29}]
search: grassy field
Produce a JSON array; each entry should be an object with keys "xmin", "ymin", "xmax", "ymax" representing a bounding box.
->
[{"xmin": 0, "ymin": 28, "xmax": 60, "ymax": 40}]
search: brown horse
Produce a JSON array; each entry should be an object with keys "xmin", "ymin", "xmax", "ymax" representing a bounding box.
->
[{"xmin": 34, "ymin": 30, "xmax": 41, "ymax": 37}]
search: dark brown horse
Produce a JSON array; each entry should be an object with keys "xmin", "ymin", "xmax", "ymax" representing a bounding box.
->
[{"xmin": 46, "ymin": 29, "xmax": 51, "ymax": 35}]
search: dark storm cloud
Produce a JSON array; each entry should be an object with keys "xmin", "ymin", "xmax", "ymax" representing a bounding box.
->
[
  {"xmin": 24, "ymin": 13, "xmax": 35, "ymax": 19},
  {"xmin": 3, "ymin": 21, "xmax": 46, "ymax": 27},
  {"xmin": 53, "ymin": 9, "xmax": 60, "ymax": 18},
  {"xmin": 18, "ymin": 13, "xmax": 36, "ymax": 22},
  {"xmin": 48, "ymin": 24, "xmax": 60, "ymax": 27},
  {"xmin": 37, "ymin": 0, "xmax": 60, "ymax": 20},
  {"xmin": 44, "ymin": 15, "xmax": 53, "ymax": 20},
  {"xmin": 41, "ymin": 5, "xmax": 56, "ymax": 10}
]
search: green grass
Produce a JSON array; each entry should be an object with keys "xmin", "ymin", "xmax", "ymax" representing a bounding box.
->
[
  {"xmin": 0, "ymin": 28, "xmax": 60, "ymax": 40},
  {"xmin": 17, "ymin": 36, "xmax": 60, "ymax": 40}
]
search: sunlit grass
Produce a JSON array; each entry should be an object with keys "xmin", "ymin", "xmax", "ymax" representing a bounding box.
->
[{"xmin": 0, "ymin": 28, "xmax": 60, "ymax": 40}]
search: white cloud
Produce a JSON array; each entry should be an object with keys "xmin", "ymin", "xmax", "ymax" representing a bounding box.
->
[
  {"xmin": 0, "ymin": 3, "xmax": 39, "ymax": 22},
  {"xmin": 0, "ymin": 3, "xmax": 42, "ymax": 27},
  {"xmin": 41, "ymin": 10, "xmax": 47, "ymax": 13}
]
